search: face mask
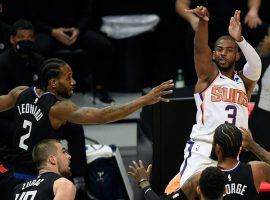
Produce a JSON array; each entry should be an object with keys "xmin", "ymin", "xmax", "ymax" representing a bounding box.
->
[{"xmin": 14, "ymin": 40, "xmax": 34, "ymax": 55}]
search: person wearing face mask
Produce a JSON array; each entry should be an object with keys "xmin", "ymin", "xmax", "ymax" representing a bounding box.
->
[{"xmin": 0, "ymin": 19, "xmax": 43, "ymax": 93}]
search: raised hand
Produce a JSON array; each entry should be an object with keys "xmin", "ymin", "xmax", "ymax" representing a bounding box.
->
[
  {"xmin": 128, "ymin": 160, "xmax": 152, "ymax": 188},
  {"xmin": 142, "ymin": 80, "xmax": 174, "ymax": 105},
  {"xmin": 239, "ymin": 127, "xmax": 254, "ymax": 151},
  {"xmin": 185, "ymin": 6, "xmax": 209, "ymax": 21},
  {"xmin": 228, "ymin": 10, "xmax": 242, "ymax": 42}
]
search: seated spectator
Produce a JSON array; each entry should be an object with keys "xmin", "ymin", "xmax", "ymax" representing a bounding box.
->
[
  {"xmin": 30, "ymin": 0, "xmax": 115, "ymax": 104},
  {"xmin": 0, "ymin": 19, "xmax": 43, "ymax": 94},
  {"xmin": 0, "ymin": 0, "xmax": 32, "ymax": 52},
  {"xmin": 13, "ymin": 139, "xmax": 76, "ymax": 200}
]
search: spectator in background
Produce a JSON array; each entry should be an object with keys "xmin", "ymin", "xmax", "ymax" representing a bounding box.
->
[
  {"xmin": 13, "ymin": 139, "xmax": 76, "ymax": 200},
  {"xmin": 0, "ymin": 0, "xmax": 32, "ymax": 52},
  {"xmin": 175, "ymin": 0, "xmax": 268, "ymax": 86},
  {"xmin": 30, "ymin": 0, "xmax": 115, "ymax": 104},
  {"xmin": 0, "ymin": 19, "xmax": 43, "ymax": 94}
]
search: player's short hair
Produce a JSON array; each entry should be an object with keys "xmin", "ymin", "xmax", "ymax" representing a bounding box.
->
[
  {"xmin": 32, "ymin": 139, "xmax": 59, "ymax": 170},
  {"xmin": 214, "ymin": 123, "xmax": 242, "ymax": 158},
  {"xmin": 199, "ymin": 166, "xmax": 226, "ymax": 200},
  {"xmin": 214, "ymin": 35, "xmax": 237, "ymax": 50},
  {"xmin": 12, "ymin": 19, "xmax": 35, "ymax": 36},
  {"xmin": 40, "ymin": 58, "xmax": 67, "ymax": 89}
]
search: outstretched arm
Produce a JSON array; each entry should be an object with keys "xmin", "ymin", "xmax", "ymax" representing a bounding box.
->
[
  {"xmin": 186, "ymin": 6, "xmax": 218, "ymax": 90},
  {"xmin": 51, "ymin": 80, "xmax": 174, "ymax": 125},
  {"xmin": 241, "ymin": 127, "xmax": 270, "ymax": 165},
  {"xmin": 0, "ymin": 86, "xmax": 28, "ymax": 112},
  {"xmin": 128, "ymin": 160, "xmax": 190, "ymax": 200}
]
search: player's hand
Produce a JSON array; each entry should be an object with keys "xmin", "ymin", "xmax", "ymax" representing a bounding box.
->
[
  {"xmin": 128, "ymin": 160, "xmax": 152, "ymax": 188},
  {"xmin": 229, "ymin": 10, "xmax": 242, "ymax": 42},
  {"xmin": 185, "ymin": 6, "xmax": 209, "ymax": 21},
  {"xmin": 142, "ymin": 80, "xmax": 174, "ymax": 105},
  {"xmin": 244, "ymin": 9, "xmax": 262, "ymax": 29},
  {"xmin": 240, "ymin": 127, "xmax": 254, "ymax": 151}
]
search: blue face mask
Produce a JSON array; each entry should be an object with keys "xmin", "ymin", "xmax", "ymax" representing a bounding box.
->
[{"xmin": 15, "ymin": 40, "xmax": 34, "ymax": 55}]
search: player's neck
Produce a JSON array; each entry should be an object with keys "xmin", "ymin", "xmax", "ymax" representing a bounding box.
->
[
  {"xmin": 220, "ymin": 70, "xmax": 235, "ymax": 80},
  {"xmin": 39, "ymin": 167, "xmax": 60, "ymax": 175},
  {"xmin": 218, "ymin": 157, "xmax": 238, "ymax": 170}
]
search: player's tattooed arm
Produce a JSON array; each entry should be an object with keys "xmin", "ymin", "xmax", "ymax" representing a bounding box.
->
[{"xmin": 0, "ymin": 86, "xmax": 28, "ymax": 112}]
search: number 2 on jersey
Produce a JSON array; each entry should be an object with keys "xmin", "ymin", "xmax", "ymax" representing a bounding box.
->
[
  {"xmin": 225, "ymin": 105, "xmax": 237, "ymax": 125},
  {"xmin": 19, "ymin": 120, "xmax": 32, "ymax": 150}
]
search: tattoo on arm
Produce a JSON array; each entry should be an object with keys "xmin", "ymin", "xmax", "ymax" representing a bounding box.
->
[
  {"xmin": 251, "ymin": 142, "xmax": 270, "ymax": 165},
  {"xmin": 102, "ymin": 104, "xmax": 128, "ymax": 114}
]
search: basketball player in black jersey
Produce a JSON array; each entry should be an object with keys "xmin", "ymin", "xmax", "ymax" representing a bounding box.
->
[
  {"xmin": 0, "ymin": 58, "xmax": 174, "ymax": 199},
  {"xmin": 13, "ymin": 139, "xmax": 76, "ymax": 200},
  {"xmin": 129, "ymin": 123, "xmax": 270, "ymax": 200}
]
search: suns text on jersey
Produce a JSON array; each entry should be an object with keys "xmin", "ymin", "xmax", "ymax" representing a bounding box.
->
[
  {"xmin": 223, "ymin": 183, "xmax": 247, "ymax": 196},
  {"xmin": 211, "ymin": 86, "xmax": 248, "ymax": 107},
  {"xmin": 17, "ymin": 103, "xmax": 43, "ymax": 121}
]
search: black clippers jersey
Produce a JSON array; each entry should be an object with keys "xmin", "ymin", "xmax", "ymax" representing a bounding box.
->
[
  {"xmin": 13, "ymin": 172, "xmax": 62, "ymax": 200},
  {"xmin": 7, "ymin": 87, "xmax": 60, "ymax": 172},
  {"xmin": 223, "ymin": 162, "xmax": 258, "ymax": 200}
]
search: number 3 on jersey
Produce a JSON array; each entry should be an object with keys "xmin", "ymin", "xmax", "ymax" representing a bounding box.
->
[
  {"xmin": 225, "ymin": 105, "xmax": 237, "ymax": 125},
  {"xmin": 19, "ymin": 120, "xmax": 32, "ymax": 150}
]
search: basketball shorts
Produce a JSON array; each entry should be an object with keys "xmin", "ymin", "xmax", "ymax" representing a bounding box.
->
[{"xmin": 179, "ymin": 139, "xmax": 217, "ymax": 186}]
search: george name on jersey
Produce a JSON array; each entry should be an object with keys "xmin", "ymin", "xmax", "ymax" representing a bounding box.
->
[
  {"xmin": 223, "ymin": 183, "xmax": 247, "ymax": 196},
  {"xmin": 211, "ymin": 86, "xmax": 248, "ymax": 107},
  {"xmin": 22, "ymin": 178, "xmax": 44, "ymax": 190},
  {"xmin": 17, "ymin": 103, "xmax": 43, "ymax": 121}
]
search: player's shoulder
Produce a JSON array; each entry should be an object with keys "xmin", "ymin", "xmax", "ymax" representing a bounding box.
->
[{"xmin": 54, "ymin": 177, "xmax": 76, "ymax": 190}]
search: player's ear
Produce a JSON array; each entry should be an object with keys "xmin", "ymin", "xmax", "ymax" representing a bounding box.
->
[
  {"xmin": 10, "ymin": 35, "xmax": 15, "ymax": 45},
  {"xmin": 48, "ymin": 155, "xmax": 57, "ymax": 165},
  {"xmin": 212, "ymin": 51, "xmax": 216, "ymax": 60},
  {"xmin": 49, "ymin": 79, "xmax": 57, "ymax": 89},
  {"xmin": 197, "ymin": 186, "xmax": 202, "ymax": 197}
]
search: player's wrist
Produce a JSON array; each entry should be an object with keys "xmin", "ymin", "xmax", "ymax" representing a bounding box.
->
[
  {"xmin": 235, "ymin": 36, "xmax": 244, "ymax": 43},
  {"xmin": 138, "ymin": 179, "xmax": 150, "ymax": 189}
]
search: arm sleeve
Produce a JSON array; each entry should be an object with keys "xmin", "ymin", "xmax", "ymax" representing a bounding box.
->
[{"xmin": 237, "ymin": 37, "xmax": 262, "ymax": 81}]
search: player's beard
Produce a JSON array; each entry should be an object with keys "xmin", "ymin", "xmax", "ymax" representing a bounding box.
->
[
  {"xmin": 57, "ymin": 84, "xmax": 72, "ymax": 99},
  {"xmin": 57, "ymin": 160, "xmax": 72, "ymax": 178},
  {"xmin": 216, "ymin": 60, "xmax": 235, "ymax": 73}
]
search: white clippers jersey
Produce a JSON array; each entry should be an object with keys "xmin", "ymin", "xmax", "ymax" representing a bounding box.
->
[{"xmin": 190, "ymin": 72, "xmax": 249, "ymax": 142}]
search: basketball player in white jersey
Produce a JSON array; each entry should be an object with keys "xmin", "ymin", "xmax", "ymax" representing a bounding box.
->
[{"xmin": 177, "ymin": 7, "xmax": 262, "ymax": 187}]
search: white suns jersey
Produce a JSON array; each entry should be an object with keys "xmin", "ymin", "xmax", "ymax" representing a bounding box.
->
[{"xmin": 190, "ymin": 72, "xmax": 249, "ymax": 142}]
